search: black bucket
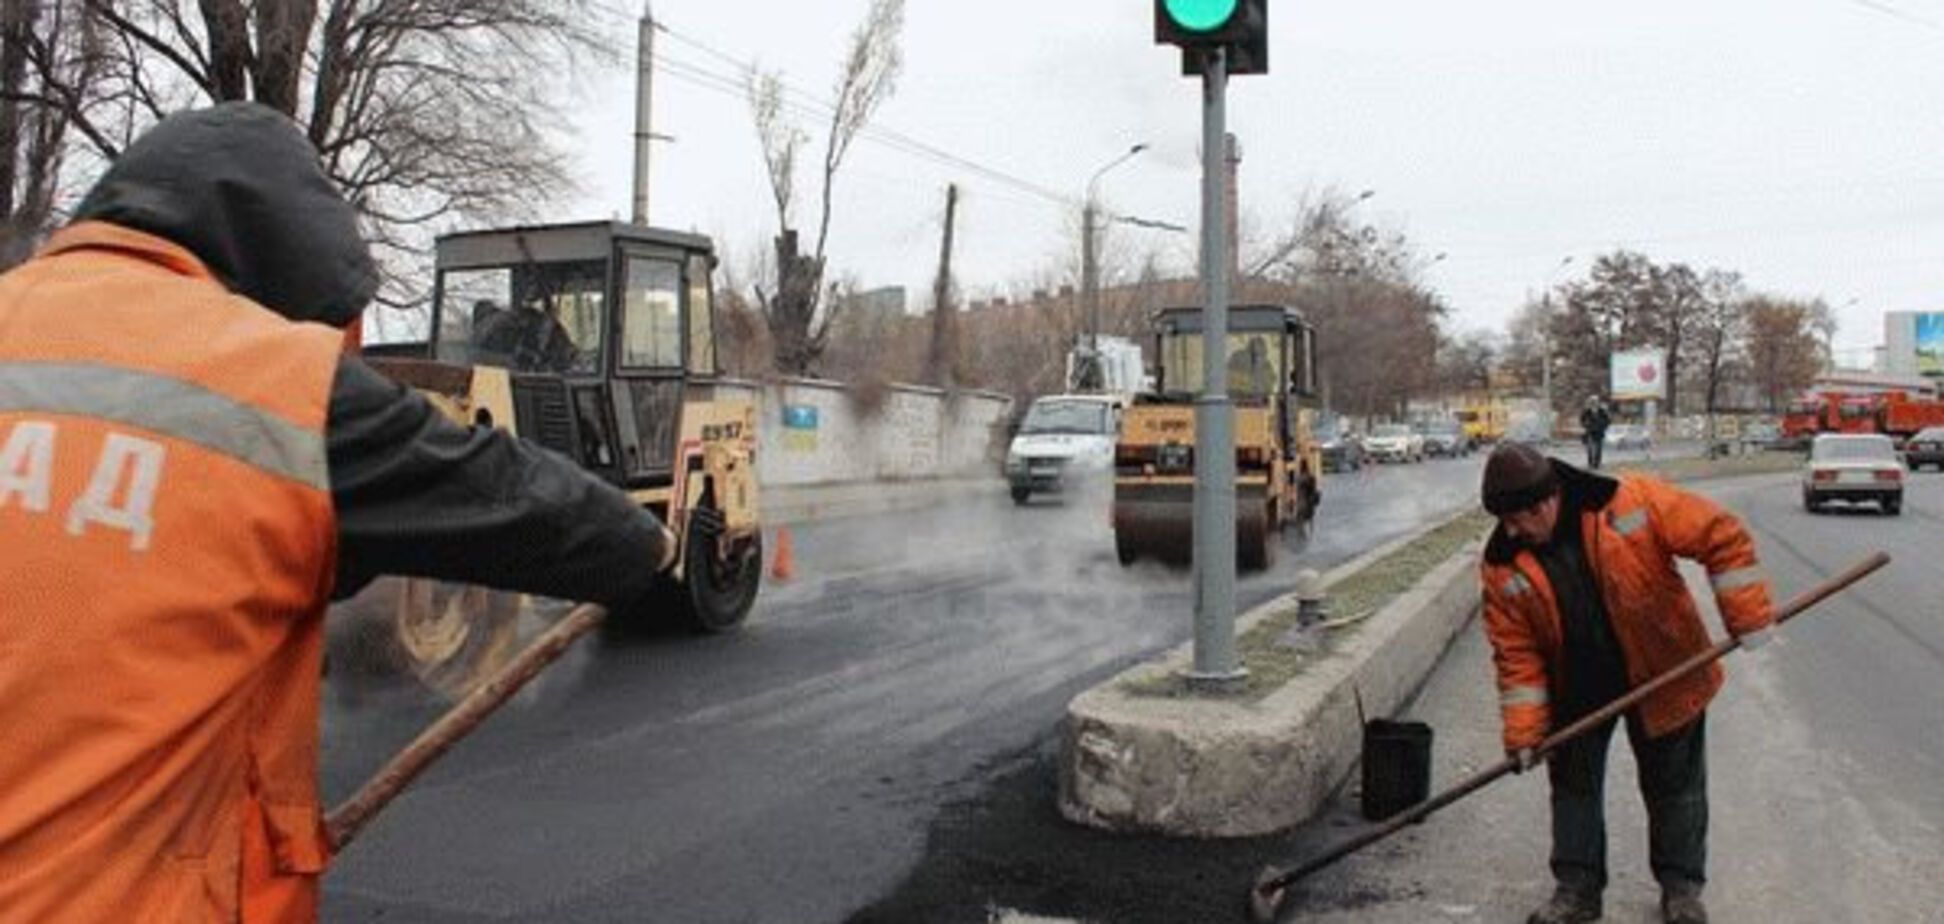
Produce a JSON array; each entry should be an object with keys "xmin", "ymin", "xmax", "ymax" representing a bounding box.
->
[{"xmin": 1361, "ymin": 719, "xmax": 1433, "ymax": 821}]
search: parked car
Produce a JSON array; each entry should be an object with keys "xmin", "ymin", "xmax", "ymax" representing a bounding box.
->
[
  {"xmin": 1740, "ymin": 421, "xmax": 1783, "ymax": 450},
  {"xmin": 1904, "ymin": 426, "xmax": 1944, "ymax": 471},
  {"xmin": 1802, "ymin": 433, "xmax": 1903, "ymax": 515},
  {"xmin": 1317, "ymin": 420, "xmax": 1366, "ymax": 473},
  {"xmin": 1416, "ymin": 420, "xmax": 1471, "ymax": 458},
  {"xmin": 1604, "ymin": 424, "xmax": 1652, "ymax": 452},
  {"xmin": 1363, "ymin": 423, "xmax": 1424, "ymax": 463}
]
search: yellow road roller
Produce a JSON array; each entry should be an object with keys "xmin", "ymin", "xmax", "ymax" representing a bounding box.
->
[
  {"xmin": 1112, "ymin": 303, "xmax": 1320, "ymax": 570},
  {"xmin": 341, "ymin": 221, "xmax": 763, "ymax": 697}
]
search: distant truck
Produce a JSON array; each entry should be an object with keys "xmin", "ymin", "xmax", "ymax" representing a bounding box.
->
[
  {"xmin": 1004, "ymin": 394, "xmax": 1122, "ymax": 505},
  {"xmin": 1455, "ymin": 398, "xmax": 1509, "ymax": 445},
  {"xmin": 1066, "ymin": 335, "xmax": 1149, "ymax": 399}
]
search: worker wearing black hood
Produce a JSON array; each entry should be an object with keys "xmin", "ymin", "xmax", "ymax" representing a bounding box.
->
[{"xmin": 0, "ymin": 102, "xmax": 673, "ymax": 921}]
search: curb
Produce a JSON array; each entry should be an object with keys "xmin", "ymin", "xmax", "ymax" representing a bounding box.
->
[{"xmin": 1057, "ymin": 514, "xmax": 1483, "ymax": 838}]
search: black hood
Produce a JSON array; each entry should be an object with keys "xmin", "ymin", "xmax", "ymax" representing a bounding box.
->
[
  {"xmin": 72, "ymin": 101, "xmax": 376, "ymax": 328},
  {"xmin": 1483, "ymin": 458, "xmax": 1620, "ymax": 564}
]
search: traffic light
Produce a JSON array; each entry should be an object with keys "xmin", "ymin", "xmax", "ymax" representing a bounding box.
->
[{"xmin": 1154, "ymin": 0, "xmax": 1268, "ymax": 76}]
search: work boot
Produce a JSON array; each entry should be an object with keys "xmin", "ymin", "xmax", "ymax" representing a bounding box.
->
[
  {"xmin": 1526, "ymin": 885, "xmax": 1602, "ymax": 924},
  {"xmin": 1661, "ymin": 883, "xmax": 1708, "ymax": 924}
]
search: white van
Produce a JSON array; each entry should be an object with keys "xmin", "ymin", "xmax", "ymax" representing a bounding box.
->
[{"xmin": 1003, "ymin": 394, "xmax": 1123, "ymax": 505}]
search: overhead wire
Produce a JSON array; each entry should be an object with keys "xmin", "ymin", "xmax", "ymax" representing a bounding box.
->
[
  {"xmin": 1842, "ymin": 0, "xmax": 1944, "ymax": 30},
  {"xmin": 653, "ymin": 22, "xmax": 1082, "ymax": 210}
]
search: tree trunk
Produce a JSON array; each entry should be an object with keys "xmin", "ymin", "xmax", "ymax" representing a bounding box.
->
[
  {"xmin": 199, "ymin": 0, "xmax": 251, "ymax": 101},
  {"xmin": 252, "ymin": 0, "xmax": 317, "ymax": 115}
]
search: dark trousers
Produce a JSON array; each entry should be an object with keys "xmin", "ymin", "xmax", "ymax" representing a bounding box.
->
[
  {"xmin": 1548, "ymin": 712, "xmax": 1707, "ymax": 893},
  {"xmin": 1584, "ymin": 434, "xmax": 1605, "ymax": 470}
]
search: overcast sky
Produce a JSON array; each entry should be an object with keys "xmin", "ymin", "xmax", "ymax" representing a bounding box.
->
[{"xmin": 561, "ymin": 0, "xmax": 1942, "ymax": 363}]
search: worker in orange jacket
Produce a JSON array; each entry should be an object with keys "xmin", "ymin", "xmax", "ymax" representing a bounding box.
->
[
  {"xmin": 1478, "ymin": 443, "xmax": 1775, "ymax": 924},
  {"xmin": 0, "ymin": 105, "xmax": 677, "ymax": 921}
]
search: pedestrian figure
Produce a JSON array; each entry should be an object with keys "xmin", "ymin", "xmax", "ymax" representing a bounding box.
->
[
  {"xmin": 1477, "ymin": 443, "xmax": 1775, "ymax": 924},
  {"xmin": 0, "ymin": 103, "xmax": 676, "ymax": 922},
  {"xmin": 1579, "ymin": 397, "xmax": 1612, "ymax": 470}
]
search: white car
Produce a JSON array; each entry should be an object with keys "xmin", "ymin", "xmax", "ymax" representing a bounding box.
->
[
  {"xmin": 1802, "ymin": 433, "xmax": 1904, "ymax": 515},
  {"xmin": 1604, "ymin": 424, "xmax": 1652, "ymax": 452},
  {"xmin": 1004, "ymin": 395, "xmax": 1121, "ymax": 504},
  {"xmin": 1363, "ymin": 423, "xmax": 1425, "ymax": 463}
]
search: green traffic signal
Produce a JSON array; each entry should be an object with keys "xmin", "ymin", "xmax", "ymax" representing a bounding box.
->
[{"xmin": 1162, "ymin": 0, "xmax": 1240, "ymax": 32}]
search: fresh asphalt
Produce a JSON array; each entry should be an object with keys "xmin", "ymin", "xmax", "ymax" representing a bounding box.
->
[{"xmin": 320, "ymin": 452, "xmax": 1486, "ymax": 922}]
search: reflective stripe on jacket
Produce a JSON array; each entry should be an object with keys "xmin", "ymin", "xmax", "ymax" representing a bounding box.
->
[
  {"xmin": 1479, "ymin": 465, "xmax": 1775, "ymax": 752},
  {"xmin": 0, "ymin": 222, "xmax": 342, "ymax": 922}
]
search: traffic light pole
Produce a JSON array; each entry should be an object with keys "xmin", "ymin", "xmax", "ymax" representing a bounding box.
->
[{"xmin": 1188, "ymin": 45, "xmax": 1243, "ymax": 688}]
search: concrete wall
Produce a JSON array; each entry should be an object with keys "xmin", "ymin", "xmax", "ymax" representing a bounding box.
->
[{"xmin": 737, "ymin": 377, "xmax": 1012, "ymax": 487}]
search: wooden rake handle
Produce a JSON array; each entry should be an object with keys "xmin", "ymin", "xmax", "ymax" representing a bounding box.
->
[{"xmin": 326, "ymin": 603, "xmax": 609, "ymax": 853}]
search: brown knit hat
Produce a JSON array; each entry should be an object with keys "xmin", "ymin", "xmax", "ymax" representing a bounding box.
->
[{"xmin": 1481, "ymin": 442, "xmax": 1560, "ymax": 516}]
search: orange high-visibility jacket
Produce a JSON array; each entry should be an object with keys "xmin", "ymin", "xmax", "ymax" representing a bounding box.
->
[
  {"xmin": 0, "ymin": 222, "xmax": 343, "ymax": 922},
  {"xmin": 1478, "ymin": 467, "xmax": 1775, "ymax": 752}
]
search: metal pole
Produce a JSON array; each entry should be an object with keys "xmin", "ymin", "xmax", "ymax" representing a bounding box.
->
[
  {"xmin": 1083, "ymin": 199, "xmax": 1099, "ymax": 359},
  {"xmin": 630, "ymin": 2, "xmax": 656, "ymax": 225},
  {"xmin": 1189, "ymin": 46, "xmax": 1242, "ymax": 687}
]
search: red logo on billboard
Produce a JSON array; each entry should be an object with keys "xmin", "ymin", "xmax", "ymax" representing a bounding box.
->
[{"xmin": 1638, "ymin": 363, "xmax": 1657, "ymax": 383}]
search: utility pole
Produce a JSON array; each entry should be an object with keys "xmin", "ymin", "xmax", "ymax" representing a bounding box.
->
[
  {"xmin": 926, "ymin": 183, "xmax": 959, "ymax": 388},
  {"xmin": 630, "ymin": 2, "xmax": 673, "ymax": 225},
  {"xmin": 1082, "ymin": 197, "xmax": 1097, "ymax": 359}
]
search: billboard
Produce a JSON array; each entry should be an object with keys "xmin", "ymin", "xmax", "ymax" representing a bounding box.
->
[
  {"xmin": 1917, "ymin": 312, "xmax": 1944, "ymax": 376},
  {"xmin": 1610, "ymin": 349, "xmax": 1666, "ymax": 401}
]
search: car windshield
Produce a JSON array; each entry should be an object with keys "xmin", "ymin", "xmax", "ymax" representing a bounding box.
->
[
  {"xmin": 1914, "ymin": 428, "xmax": 1944, "ymax": 442},
  {"xmin": 1373, "ymin": 424, "xmax": 1410, "ymax": 438},
  {"xmin": 1021, "ymin": 401, "xmax": 1111, "ymax": 435},
  {"xmin": 1812, "ymin": 438, "xmax": 1895, "ymax": 462},
  {"xmin": 1421, "ymin": 423, "xmax": 1459, "ymax": 435}
]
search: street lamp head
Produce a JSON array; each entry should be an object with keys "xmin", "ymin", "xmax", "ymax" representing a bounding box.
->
[
  {"xmin": 1130, "ymin": 142, "xmax": 1150, "ymax": 155},
  {"xmin": 1356, "ymin": 189, "xmax": 1376, "ymax": 202}
]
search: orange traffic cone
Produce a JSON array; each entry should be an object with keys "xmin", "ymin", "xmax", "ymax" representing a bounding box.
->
[{"xmin": 769, "ymin": 526, "xmax": 796, "ymax": 582}]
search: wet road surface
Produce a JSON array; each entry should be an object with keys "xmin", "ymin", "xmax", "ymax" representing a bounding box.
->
[{"xmin": 320, "ymin": 455, "xmax": 1489, "ymax": 921}]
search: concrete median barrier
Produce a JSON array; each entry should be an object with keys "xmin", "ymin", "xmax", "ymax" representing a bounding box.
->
[{"xmin": 1058, "ymin": 518, "xmax": 1484, "ymax": 838}]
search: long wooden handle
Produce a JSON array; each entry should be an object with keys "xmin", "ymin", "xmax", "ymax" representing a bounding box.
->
[
  {"xmin": 1254, "ymin": 550, "xmax": 1890, "ymax": 902},
  {"xmin": 326, "ymin": 603, "xmax": 609, "ymax": 853}
]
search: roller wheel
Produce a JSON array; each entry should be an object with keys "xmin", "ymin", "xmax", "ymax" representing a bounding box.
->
[
  {"xmin": 677, "ymin": 506, "xmax": 762, "ymax": 633},
  {"xmin": 1011, "ymin": 486, "xmax": 1032, "ymax": 506},
  {"xmin": 1115, "ymin": 530, "xmax": 1138, "ymax": 567},
  {"xmin": 393, "ymin": 579, "xmax": 526, "ymax": 699},
  {"xmin": 1884, "ymin": 498, "xmax": 1902, "ymax": 516}
]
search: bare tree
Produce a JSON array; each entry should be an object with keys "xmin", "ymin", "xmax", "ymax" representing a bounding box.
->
[
  {"xmin": 746, "ymin": 0, "xmax": 904, "ymax": 375},
  {"xmin": 1, "ymin": 0, "xmax": 107, "ymax": 266},
  {"xmin": 1500, "ymin": 297, "xmax": 1553, "ymax": 395},
  {"xmin": 1744, "ymin": 296, "xmax": 1827, "ymax": 413},
  {"xmin": 6, "ymin": 0, "xmax": 618, "ymax": 308},
  {"xmin": 1688, "ymin": 269, "xmax": 1747, "ymax": 420},
  {"xmin": 1435, "ymin": 328, "xmax": 1498, "ymax": 395}
]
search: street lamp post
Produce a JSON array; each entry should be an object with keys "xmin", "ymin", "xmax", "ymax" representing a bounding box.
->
[
  {"xmin": 1541, "ymin": 256, "xmax": 1574, "ymax": 438},
  {"xmin": 1081, "ymin": 143, "xmax": 1149, "ymax": 385}
]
